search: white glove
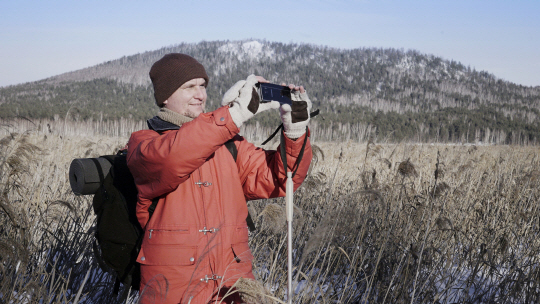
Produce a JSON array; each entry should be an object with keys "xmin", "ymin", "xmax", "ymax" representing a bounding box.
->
[
  {"xmin": 222, "ymin": 75, "xmax": 280, "ymax": 128},
  {"xmin": 280, "ymin": 89, "xmax": 312, "ymax": 139}
]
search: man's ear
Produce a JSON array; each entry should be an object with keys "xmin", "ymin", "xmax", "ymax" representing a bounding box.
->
[{"xmin": 163, "ymin": 100, "xmax": 168, "ymax": 106}]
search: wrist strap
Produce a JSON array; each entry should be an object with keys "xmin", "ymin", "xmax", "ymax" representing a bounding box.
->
[
  {"xmin": 262, "ymin": 124, "xmax": 283, "ymax": 145},
  {"xmin": 261, "ymin": 109, "xmax": 319, "ymax": 145}
]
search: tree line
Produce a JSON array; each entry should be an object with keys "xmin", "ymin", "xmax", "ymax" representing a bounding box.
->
[{"xmin": 1, "ymin": 40, "xmax": 539, "ymax": 143}]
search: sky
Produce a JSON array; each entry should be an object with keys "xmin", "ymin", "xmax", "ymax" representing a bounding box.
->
[{"xmin": 1, "ymin": 0, "xmax": 539, "ymax": 87}]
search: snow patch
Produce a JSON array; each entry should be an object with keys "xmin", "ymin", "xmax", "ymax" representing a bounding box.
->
[
  {"xmin": 396, "ymin": 56, "xmax": 415, "ymax": 71},
  {"xmin": 218, "ymin": 41, "xmax": 274, "ymax": 60}
]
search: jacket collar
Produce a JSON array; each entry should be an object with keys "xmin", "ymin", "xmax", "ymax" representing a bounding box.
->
[
  {"xmin": 147, "ymin": 108, "xmax": 194, "ymax": 131},
  {"xmin": 147, "ymin": 116, "xmax": 180, "ymax": 131}
]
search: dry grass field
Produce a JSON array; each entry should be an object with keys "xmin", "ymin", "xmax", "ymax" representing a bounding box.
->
[{"xmin": 1, "ymin": 120, "xmax": 540, "ymax": 303}]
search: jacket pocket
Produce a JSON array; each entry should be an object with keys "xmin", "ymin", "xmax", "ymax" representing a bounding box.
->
[
  {"xmin": 138, "ymin": 245, "xmax": 197, "ymax": 266},
  {"xmin": 145, "ymin": 226, "xmax": 191, "ymax": 245}
]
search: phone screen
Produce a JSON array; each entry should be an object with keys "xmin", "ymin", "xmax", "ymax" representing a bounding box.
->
[{"xmin": 258, "ymin": 83, "xmax": 292, "ymax": 105}]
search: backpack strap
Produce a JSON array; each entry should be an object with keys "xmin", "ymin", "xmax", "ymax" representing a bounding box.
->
[
  {"xmin": 224, "ymin": 140, "xmax": 238, "ymax": 162},
  {"xmin": 224, "ymin": 139, "xmax": 256, "ymax": 232},
  {"xmin": 90, "ymin": 158, "xmax": 108, "ymax": 200},
  {"xmin": 148, "ymin": 198, "xmax": 159, "ymax": 219}
]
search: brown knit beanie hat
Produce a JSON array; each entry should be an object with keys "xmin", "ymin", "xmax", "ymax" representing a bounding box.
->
[{"xmin": 149, "ymin": 53, "xmax": 209, "ymax": 107}]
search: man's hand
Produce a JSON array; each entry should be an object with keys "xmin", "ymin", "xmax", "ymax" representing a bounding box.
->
[
  {"xmin": 279, "ymin": 83, "xmax": 311, "ymax": 139},
  {"xmin": 222, "ymin": 75, "xmax": 280, "ymax": 128}
]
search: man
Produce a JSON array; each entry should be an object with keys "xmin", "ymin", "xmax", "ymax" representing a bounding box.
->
[{"xmin": 127, "ymin": 53, "xmax": 312, "ymax": 304}]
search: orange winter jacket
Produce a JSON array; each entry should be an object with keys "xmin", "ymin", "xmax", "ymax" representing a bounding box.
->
[{"xmin": 126, "ymin": 106, "xmax": 311, "ymax": 304}]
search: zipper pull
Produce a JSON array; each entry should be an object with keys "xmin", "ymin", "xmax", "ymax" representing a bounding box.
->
[{"xmin": 149, "ymin": 229, "xmax": 153, "ymax": 239}]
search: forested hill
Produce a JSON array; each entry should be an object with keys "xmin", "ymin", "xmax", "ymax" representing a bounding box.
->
[{"xmin": 1, "ymin": 40, "xmax": 539, "ymax": 143}]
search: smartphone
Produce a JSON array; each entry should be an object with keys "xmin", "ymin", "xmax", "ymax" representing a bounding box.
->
[{"xmin": 257, "ymin": 83, "xmax": 292, "ymax": 105}]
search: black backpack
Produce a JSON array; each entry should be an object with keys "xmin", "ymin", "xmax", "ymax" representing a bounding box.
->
[
  {"xmin": 69, "ymin": 140, "xmax": 254, "ymax": 300},
  {"xmin": 90, "ymin": 152, "xmax": 144, "ymax": 297}
]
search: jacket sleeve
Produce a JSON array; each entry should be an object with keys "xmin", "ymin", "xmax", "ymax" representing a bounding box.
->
[
  {"xmin": 126, "ymin": 107, "xmax": 239, "ymax": 221},
  {"xmin": 235, "ymin": 130, "xmax": 312, "ymax": 200}
]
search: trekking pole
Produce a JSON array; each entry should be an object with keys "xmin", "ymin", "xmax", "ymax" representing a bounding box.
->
[
  {"xmin": 274, "ymin": 123, "xmax": 312, "ymax": 304},
  {"xmin": 286, "ymin": 171, "xmax": 294, "ymax": 304}
]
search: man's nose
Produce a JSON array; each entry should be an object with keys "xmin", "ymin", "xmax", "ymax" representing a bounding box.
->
[{"xmin": 194, "ymin": 87, "xmax": 205, "ymax": 99}]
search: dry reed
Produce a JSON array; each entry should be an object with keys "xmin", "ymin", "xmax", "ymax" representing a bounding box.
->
[{"xmin": 2, "ymin": 121, "xmax": 540, "ymax": 303}]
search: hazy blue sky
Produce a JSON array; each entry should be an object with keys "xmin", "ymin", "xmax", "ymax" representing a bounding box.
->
[{"xmin": 1, "ymin": 0, "xmax": 539, "ymax": 87}]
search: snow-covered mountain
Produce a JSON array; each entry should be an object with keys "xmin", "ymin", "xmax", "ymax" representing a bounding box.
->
[{"xmin": 1, "ymin": 40, "xmax": 540, "ymax": 143}]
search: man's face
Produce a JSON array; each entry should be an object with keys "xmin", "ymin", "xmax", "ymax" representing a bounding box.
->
[{"xmin": 163, "ymin": 78, "xmax": 207, "ymax": 118}]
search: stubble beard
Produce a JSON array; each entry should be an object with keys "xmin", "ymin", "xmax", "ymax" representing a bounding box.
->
[{"xmin": 184, "ymin": 107, "xmax": 205, "ymax": 119}]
